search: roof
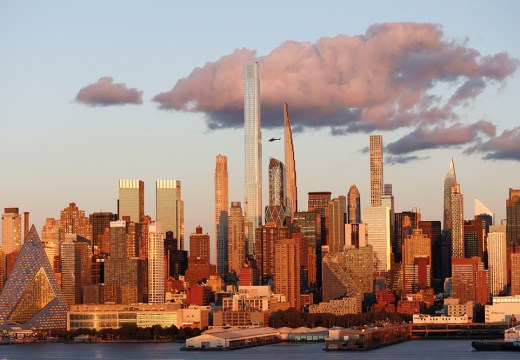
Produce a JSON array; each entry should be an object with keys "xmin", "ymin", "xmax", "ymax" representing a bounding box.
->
[{"xmin": 195, "ymin": 327, "xmax": 279, "ymax": 340}]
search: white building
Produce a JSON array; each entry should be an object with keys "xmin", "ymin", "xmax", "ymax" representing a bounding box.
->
[
  {"xmin": 487, "ymin": 226, "xmax": 506, "ymax": 295},
  {"xmin": 363, "ymin": 206, "xmax": 391, "ymax": 272},
  {"xmin": 485, "ymin": 296, "xmax": 520, "ymax": 323}
]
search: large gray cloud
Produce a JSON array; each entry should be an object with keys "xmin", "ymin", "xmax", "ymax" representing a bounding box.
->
[
  {"xmin": 76, "ymin": 77, "xmax": 143, "ymax": 106},
  {"xmin": 466, "ymin": 127, "xmax": 520, "ymax": 161}
]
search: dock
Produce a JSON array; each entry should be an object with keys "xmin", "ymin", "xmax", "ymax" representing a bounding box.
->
[{"xmin": 324, "ymin": 323, "xmax": 410, "ymax": 351}]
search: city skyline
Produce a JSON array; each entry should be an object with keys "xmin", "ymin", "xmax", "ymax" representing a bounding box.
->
[{"xmin": 1, "ymin": 2, "xmax": 520, "ymax": 261}]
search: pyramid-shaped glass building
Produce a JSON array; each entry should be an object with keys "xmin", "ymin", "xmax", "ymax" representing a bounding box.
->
[{"xmin": 0, "ymin": 225, "xmax": 67, "ymax": 329}]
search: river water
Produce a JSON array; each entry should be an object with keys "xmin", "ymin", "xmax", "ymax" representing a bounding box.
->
[{"xmin": 0, "ymin": 340, "xmax": 517, "ymax": 359}]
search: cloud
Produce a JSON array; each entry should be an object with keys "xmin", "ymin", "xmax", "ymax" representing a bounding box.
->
[
  {"xmin": 386, "ymin": 120, "xmax": 496, "ymax": 155},
  {"xmin": 76, "ymin": 77, "xmax": 143, "ymax": 106},
  {"xmin": 466, "ymin": 127, "xmax": 520, "ymax": 161},
  {"xmin": 153, "ymin": 22, "xmax": 518, "ymax": 134},
  {"xmin": 386, "ymin": 154, "xmax": 429, "ymax": 165}
]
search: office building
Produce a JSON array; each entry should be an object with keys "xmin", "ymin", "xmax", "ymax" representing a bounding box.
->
[
  {"xmin": 61, "ymin": 236, "xmax": 91, "ymax": 305},
  {"xmin": 464, "ymin": 218, "xmax": 484, "ymax": 259},
  {"xmin": 328, "ymin": 196, "xmax": 346, "ymax": 254},
  {"xmin": 0, "ymin": 226, "xmax": 67, "ymax": 329},
  {"xmin": 363, "ymin": 206, "xmax": 391, "ymax": 272},
  {"xmin": 1, "ymin": 208, "xmax": 22, "ymax": 254},
  {"xmin": 228, "ymin": 202, "xmax": 245, "ymax": 274},
  {"xmin": 189, "ymin": 226, "xmax": 210, "ymax": 264},
  {"xmin": 215, "ymin": 154, "xmax": 229, "ymax": 275},
  {"xmin": 268, "ymin": 157, "xmax": 286, "ymax": 207},
  {"xmin": 443, "ymin": 159, "xmax": 457, "ymax": 230},
  {"xmin": 418, "ymin": 221, "xmax": 443, "ymax": 281},
  {"xmin": 369, "ymin": 135, "xmax": 383, "ymax": 207},
  {"xmin": 118, "ymin": 179, "xmax": 144, "ymax": 223},
  {"xmin": 244, "ymin": 62, "xmax": 262, "ymax": 256},
  {"xmin": 308, "ymin": 192, "xmax": 331, "ymax": 246},
  {"xmin": 148, "ymin": 221, "xmax": 165, "ymax": 304},
  {"xmin": 487, "ymin": 225, "xmax": 506, "ymax": 296},
  {"xmin": 451, "ymin": 184, "xmax": 464, "ymax": 258},
  {"xmin": 156, "ymin": 179, "xmax": 184, "ymax": 250},
  {"xmin": 164, "ymin": 231, "xmax": 188, "ymax": 277},
  {"xmin": 294, "ymin": 211, "xmax": 320, "ymax": 287},
  {"xmin": 89, "ymin": 212, "xmax": 116, "ymax": 254},
  {"xmin": 451, "ymin": 257, "xmax": 487, "ymax": 305},
  {"xmin": 347, "ymin": 185, "xmax": 361, "ymax": 224},
  {"xmin": 284, "ymin": 102, "xmax": 298, "ymax": 220}
]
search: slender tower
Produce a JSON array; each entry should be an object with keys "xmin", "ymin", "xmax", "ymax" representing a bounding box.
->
[
  {"xmin": 244, "ymin": 62, "xmax": 262, "ymax": 256},
  {"xmin": 347, "ymin": 185, "xmax": 361, "ymax": 224},
  {"xmin": 284, "ymin": 102, "xmax": 298, "ymax": 220},
  {"xmin": 450, "ymin": 183, "xmax": 464, "ymax": 258},
  {"xmin": 215, "ymin": 155, "xmax": 229, "ymax": 274},
  {"xmin": 370, "ymin": 135, "xmax": 383, "ymax": 207},
  {"xmin": 443, "ymin": 159, "xmax": 457, "ymax": 230}
]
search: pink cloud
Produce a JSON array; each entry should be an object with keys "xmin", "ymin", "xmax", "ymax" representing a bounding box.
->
[
  {"xmin": 76, "ymin": 77, "xmax": 143, "ymax": 106},
  {"xmin": 153, "ymin": 22, "xmax": 518, "ymax": 133},
  {"xmin": 467, "ymin": 127, "xmax": 520, "ymax": 161}
]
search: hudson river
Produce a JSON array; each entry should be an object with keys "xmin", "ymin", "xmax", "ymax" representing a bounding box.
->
[{"xmin": 1, "ymin": 340, "xmax": 518, "ymax": 359}]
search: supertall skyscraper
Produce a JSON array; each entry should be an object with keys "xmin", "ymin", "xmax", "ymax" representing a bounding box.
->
[
  {"xmin": 156, "ymin": 180, "xmax": 184, "ymax": 250},
  {"xmin": 244, "ymin": 62, "xmax": 262, "ymax": 256},
  {"xmin": 118, "ymin": 179, "xmax": 144, "ymax": 223},
  {"xmin": 443, "ymin": 159, "xmax": 457, "ymax": 230},
  {"xmin": 369, "ymin": 135, "xmax": 383, "ymax": 207},
  {"xmin": 215, "ymin": 154, "xmax": 229, "ymax": 275},
  {"xmin": 284, "ymin": 102, "xmax": 298, "ymax": 219}
]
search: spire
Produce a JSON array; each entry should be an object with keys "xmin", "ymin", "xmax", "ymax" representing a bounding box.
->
[{"xmin": 284, "ymin": 102, "xmax": 298, "ymax": 220}]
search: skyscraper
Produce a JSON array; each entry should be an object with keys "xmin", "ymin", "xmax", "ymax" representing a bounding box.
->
[
  {"xmin": 487, "ymin": 225, "xmax": 506, "ymax": 296},
  {"xmin": 156, "ymin": 179, "xmax": 184, "ymax": 250},
  {"xmin": 1, "ymin": 208, "xmax": 22, "ymax": 254},
  {"xmin": 275, "ymin": 236, "xmax": 304, "ymax": 309},
  {"xmin": 443, "ymin": 159, "xmax": 457, "ymax": 230},
  {"xmin": 475, "ymin": 198, "xmax": 494, "ymax": 225},
  {"xmin": 215, "ymin": 154, "xmax": 229, "ymax": 275},
  {"xmin": 347, "ymin": 185, "xmax": 361, "ymax": 224},
  {"xmin": 450, "ymin": 184, "xmax": 464, "ymax": 258},
  {"xmin": 268, "ymin": 158, "xmax": 286, "ymax": 206},
  {"xmin": 59, "ymin": 203, "xmax": 92, "ymax": 244},
  {"xmin": 61, "ymin": 236, "xmax": 91, "ymax": 305},
  {"xmin": 228, "ymin": 201, "xmax": 245, "ymax": 274},
  {"xmin": 118, "ymin": 179, "xmax": 144, "ymax": 223},
  {"xmin": 369, "ymin": 135, "xmax": 383, "ymax": 207},
  {"xmin": 89, "ymin": 212, "xmax": 116, "ymax": 254},
  {"xmin": 189, "ymin": 226, "xmax": 210, "ymax": 264},
  {"xmin": 284, "ymin": 102, "xmax": 298, "ymax": 219},
  {"xmin": 0, "ymin": 226, "xmax": 67, "ymax": 329},
  {"xmin": 328, "ymin": 196, "xmax": 346, "ymax": 254},
  {"xmin": 363, "ymin": 206, "xmax": 391, "ymax": 272},
  {"xmin": 506, "ymin": 188, "xmax": 520, "ymax": 286},
  {"xmin": 244, "ymin": 62, "xmax": 262, "ymax": 256},
  {"xmin": 148, "ymin": 221, "xmax": 165, "ymax": 304}
]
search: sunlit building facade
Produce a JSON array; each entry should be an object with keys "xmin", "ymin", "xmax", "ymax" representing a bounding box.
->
[
  {"xmin": 1, "ymin": 208, "xmax": 22, "ymax": 254},
  {"xmin": 284, "ymin": 102, "xmax": 298, "ymax": 220},
  {"xmin": 156, "ymin": 179, "xmax": 184, "ymax": 250},
  {"xmin": 244, "ymin": 62, "xmax": 262, "ymax": 256},
  {"xmin": 118, "ymin": 179, "xmax": 144, "ymax": 223},
  {"xmin": 347, "ymin": 185, "xmax": 361, "ymax": 224},
  {"xmin": 228, "ymin": 202, "xmax": 245, "ymax": 274},
  {"xmin": 215, "ymin": 154, "xmax": 229, "ymax": 275},
  {"xmin": 369, "ymin": 135, "xmax": 383, "ymax": 207},
  {"xmin": 148, "ymin": 221, "xmax": 165, "ymax": 304}
]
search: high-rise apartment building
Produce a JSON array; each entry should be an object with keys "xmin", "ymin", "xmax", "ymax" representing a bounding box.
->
[
  {"xmin": 328, "ymin": 196, "xmax": 346, "ymax": 254},
  {"xmin": 363, "ymin": 206, "xmax": 391, "ymax": 272},
  {"xmin": 274, "ymin": 237, "xmax": 303, "ymax": 309},
  {"xmin": 118, "ymin": 179, "xmax": 144, "ymax": 223},
  {"xmin": 89, "ymin": 212, "xmax": 116, "ymax": 254},
  {"xmin": 487, "ymin": 225, "xmax": 506, "ymax": 296},
  {"xmin": 308, "ymin": 192, "xmax": 332, "ymax": 246},
  {"xmin": 59, "ymin": 203, "xmax": 92, "ymax": 243},
  {"xmin": 1, "ymin": 208, "xmax": 22, "ymax": 254},
  {"xmin": 450, "ymin": 184, "xmax": 464, "ymax": 258},
  {"xmin": 369, "ymin": 135, "xmax": 383, "ymax": 207},
  {"xmin": 215, "ymin": 154, "xmax": 229, "ymax": 275},
  {"xmin": 347, "ymin": 185, "xmax": 361, "ymax": 224},
  {"xmin": 189, "ymin": 226, "xmax": 210, "ymax": 264},
  {"xmin": 443, "ymin": 159, "xmax": 457, "ymax": 230},
  {"xmin": 244, "ymin": 62, "xmax": 262, "ymax": 256},
  {"xmin": 451, "ymin": 257, "xmax": 487, "ymax": 305},
  {"xmin": 156, "ymin": 179, "xmax": 184, "ymax": 250},
  {"xmin": 148, "ymin": 221, "xmax": 165, "ymax": 304},
  {"xmin": 284, "ymin": 102, "xmax": 298, "ymax": 220},
  {"xmin": 294, "ymin": 211, "xmax": 320, "ymax": 287},
  {"xmin": 228, "ymin": 202, "xmax": 245, "ymax": 274},
  {"xmin": 61, "ymin": 236, "xmax": 91, "ymax": 305},
  {"xmin": 0, "ymin": 226, "xmax": 67, "ymax": 329},
  {"xmin": 268, "ymin": 158, "xmax": 286, "ymax": 207},
  {"xmin": 255, "ymin": 222, "xmax": 290, "ymax": 283}
]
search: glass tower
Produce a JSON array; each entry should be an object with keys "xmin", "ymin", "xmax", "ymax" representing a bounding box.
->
[
  {"xmin": 156, "ymin": 180, "xmax": 184, "ymax": 251},
  {"xmin": 443, "ymin": 159, "xmax": 457, "ymax": 230},
  {"xmin": 244, "ymin": 62, "xmax": 262, "ymax": 256}
]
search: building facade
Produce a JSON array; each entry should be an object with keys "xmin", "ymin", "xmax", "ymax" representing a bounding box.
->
[
  {"xmin": 215, "ymin": 154, "xmax": 229, "ymax": 275},
  {"xmin": 156, "ymin": 179, "xmax": 184, "ymax": 250},
  {"xmin": 118, "ymin": 179, "xmax": 144, "ymax": 223},
  {"xmin": 284, "ymin": 102, "xmax": 298, "ymax": 220},
  {"xmin": 369, "ymin": 135, "xmax": 383, "ymax": 207}
]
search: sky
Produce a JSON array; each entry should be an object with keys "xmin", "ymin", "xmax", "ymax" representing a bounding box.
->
[{"xmin": 1, "ymin": 1, "xmax": 520, "ymax": 260}]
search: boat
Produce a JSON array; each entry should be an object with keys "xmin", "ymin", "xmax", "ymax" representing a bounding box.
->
[
  {"xmin": 472, "ymin": 324, "xmax": 520, "ymax": 351},
  {"xmin": 471, "ymin": 340, "xmax": 520, "ymax": 351}
]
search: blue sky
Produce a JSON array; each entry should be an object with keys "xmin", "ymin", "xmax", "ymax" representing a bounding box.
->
[{"xmin": 1, "ymin": 1, "xmax": 519, "ymax": 258}]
